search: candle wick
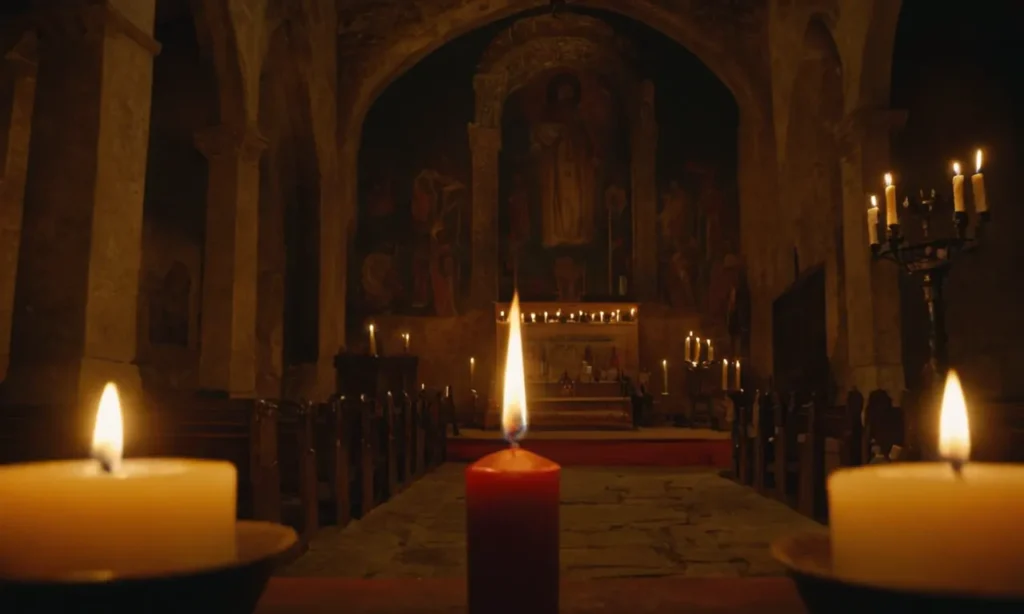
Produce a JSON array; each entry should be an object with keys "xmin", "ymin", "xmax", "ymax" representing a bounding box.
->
[
  {"xmin": 950, "ymin": 458, "xmax": 964, "ymax": 479},
  {"xmin": 93, "ymin": 448, "xmax": 120, "ymax": 474},
  {"xmin": 509, "ymin": 441, "xmax": 521, "ymax": 450}
]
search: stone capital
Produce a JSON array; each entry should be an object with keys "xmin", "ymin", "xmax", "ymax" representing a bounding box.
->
[
  {"xmin": 467, "ymin": 123, "xmax": 501, "ymax": 156},
  {"xmin": 194, "ymin": 125, "xmax": 268, "ymax": 163},
  {"xmin": 35, "ymin": 1, "xmax": 161, "ymax": 56}
]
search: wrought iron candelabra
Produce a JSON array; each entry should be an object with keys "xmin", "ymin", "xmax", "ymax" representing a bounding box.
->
[{"xmin": 871, "ymin": 188, "xmax": 991, "ymax": 382}]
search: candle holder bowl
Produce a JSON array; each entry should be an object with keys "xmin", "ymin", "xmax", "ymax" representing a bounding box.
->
[
  {"xmin": 773, "ymin": 532, "xmax": 1024, "ymax": 614},
  {"xmin": 0, "ymin": 520, "xmax": 298, "ymax": 614}
]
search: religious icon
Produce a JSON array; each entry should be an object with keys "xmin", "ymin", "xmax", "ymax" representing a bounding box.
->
[{"xmin": 531, "ymin": 73, "xmax": 600, "ymax": 248}]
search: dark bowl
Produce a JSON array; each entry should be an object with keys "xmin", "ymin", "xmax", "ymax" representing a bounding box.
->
[
  {"xmin": 0, "ymin": 521, "xmax": 298, "ymax": 614},
  {"xmin": 772, "ymin": 532, "xmax": 1024, "ymax": 614}
]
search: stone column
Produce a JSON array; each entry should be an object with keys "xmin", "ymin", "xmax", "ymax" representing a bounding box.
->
[
  {"xmin": 5, "ymin": 2, "xmax": 159, "ymax": 406},
  {"xmin": 0, "ymin": 34, "xmax": 38, "ymax": 382},
  {"xmin": 838, "ymin": 107, "xmax": 905, "ymax": 400},
  {"xmin": 468, "ymin": 123, "xmax": 501, "ymax": 308},
  {"xmin": 195, "ymin": 124, "xmax": 267, "ymax": 397},
  {"xmin": 631, "ymin": 80, "xmax": 658, "ymax": 301}
]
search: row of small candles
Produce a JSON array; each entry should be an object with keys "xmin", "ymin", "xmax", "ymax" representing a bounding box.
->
[
  {"xmin": 660, "ymin": 357, "xmax": 741, "ymax": 391},
  {"xmin": 866, "ymin": 149, "xmax": 989, "ymax": 245},
  {"xmin": 497, "ymin": 308, "xmax": 637, "ymax": 324}
]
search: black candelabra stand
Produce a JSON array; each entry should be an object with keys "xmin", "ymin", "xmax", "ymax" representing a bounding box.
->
[{"xmin": 872, "ymin": 189, "xmax": 990, "ymax": 382}]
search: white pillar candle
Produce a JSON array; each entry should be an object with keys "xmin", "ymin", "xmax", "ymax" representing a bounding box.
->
[
  {"xmin": 469, "ymin": 357, "xmax": 475, "ymax": 389},
  {"xmin": 884, "ymin": 173, "xmax": 897, "ymax": 227},
  {"xmin": 0, "ymin": 384, "xmax": 236, "ymax": 579},
  {"xmin": 661, "ymin": 359, "xmax": 668, "ymax": 393},
  {"xmin": 867, "ymin": 196, "xmax": 880, "ymax": 245},
  {"xmin": 368, "ymin": 323, "xmax": 377, "ymax": 356},
  {"xmin": 828, "ymin": 371, "xmax": 1024, "ymax": 595},
  {"xmin": 972, "ymin": 149, "xmax": 988, "ymax": 213},
  {"xmin": 952, "ymin": 162, "xmax": 965, "ymax": 213},
  {"xmin": 721, "ymin": 360, "xmax": 728, "ymax": 390},
  {"xmin": 733, "ymin": 360, "xmax": 741, "ymax": 390},
  {"xmin": 707, "ymin": 340, "xmax": 714, "ymax": 362}
]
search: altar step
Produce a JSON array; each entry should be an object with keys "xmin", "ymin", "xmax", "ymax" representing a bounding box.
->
[{"xmin": 447, "ymin": 427, "xmax": 732, "ymax": 467}]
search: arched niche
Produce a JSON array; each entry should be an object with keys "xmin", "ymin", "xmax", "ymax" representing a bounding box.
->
[
  {"xmin": 778, "ymin": 16, "xmax": 844, "ymax": 398},
  {"xmin": 466, "ymin": 14, "xmax": 657, "ymax": 305}
]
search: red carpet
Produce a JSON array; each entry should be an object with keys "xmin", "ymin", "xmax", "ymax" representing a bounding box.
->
[{"xmin": 446, "ymin": 436, "xmax": 732, "ymax": 467}]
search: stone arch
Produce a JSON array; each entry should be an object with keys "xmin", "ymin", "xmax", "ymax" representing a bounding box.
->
[
  {"xmin": 466, "ymin": 13, "xmax": 657, "ymax": 304},
  {"xmin": 256, "ymin": 21, "xmax": 321, "ymax": 398},
  {"xmin": 780, "ymin": 16, "xmax": 845, "ymax": 396}
]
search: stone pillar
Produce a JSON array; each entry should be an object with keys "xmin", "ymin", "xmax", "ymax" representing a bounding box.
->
[
  {"xmin": 5, "ymin": 2, "xmax": 159, "ymax": 406},
  {"xmin": 468, "ymin": 123, "xmax": 501, "ymax": 308},
  {"xmin": 0, "ymin": 34, "xmax": 38, "ymax": 382},
  {"xmin": 631, "ymin": 80, "xmax": 659, "ymax": 301},
  {"xmin": 195, "ymin": 124, "xmax": 267, "ymax": 397},
  {"xmin": 838, "ymin": 107, "xmax": 905, "ymax": 400}
]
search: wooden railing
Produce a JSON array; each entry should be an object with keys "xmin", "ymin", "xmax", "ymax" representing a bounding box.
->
[
  {"xmin": 0, "ymin": 387, "xmax": 456, "ymax": 551},
  {"xmin": 733, "ymin": 387, "xmax": 1024, "ymax": 522}
]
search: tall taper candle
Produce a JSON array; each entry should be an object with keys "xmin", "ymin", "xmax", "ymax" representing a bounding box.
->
[
  {"xmin": 662, "ymin": 359, "xmax": 669, "ymax": 393},
  {"xmin": 972, "ymin": 149, "xmax": 988, "ymax": 213},
  {"xmin": 402, "ymin": 333, "xmax": 410, "ymax": 353},
  {"xmin": 952, "ymin": 162, "xmax": 965, "ymax": 213},
  {"xmin": 734, "ymin": 360, "xmax": 741, "ymax": 390},
  {"xmin": 684, "ymin": 333, "xmax": 692, "ymax": 364},
  {"xmin": 867, "ymin": 195, "xmax": 880, "ymax": 246},
  {"xmin": 469, "ymin": 357, "xmax": 475, "ymax": 389},
  {"xmin": 721, "ymin": 360, "xmax": 728, "ymax": 390},
  {"xmin": 694, "ymin": 338, "xmax": 701, "ymax": 363},
  {"xmin": 884, "ymin": 173, "xmax": 897, "ymax": 227},
  {"xmin": 369, "ymin": 324, "xmax": 378, "ymax": 356},
  {"xmin": 707, "ymin": 340, "xmax": 714, "ymax": 362}
]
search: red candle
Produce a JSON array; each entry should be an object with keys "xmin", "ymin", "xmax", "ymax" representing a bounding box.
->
[{"xmin": 466, "ymin": 292, "xmax": 560, "ymax": 614}]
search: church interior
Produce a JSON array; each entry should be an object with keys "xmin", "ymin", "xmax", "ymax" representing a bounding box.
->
[{"xmin": 0, "ymin": 0, "xmax": 1022, "ymax": 611}]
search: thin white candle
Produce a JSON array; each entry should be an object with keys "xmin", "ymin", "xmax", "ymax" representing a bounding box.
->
[
  {"xmin": 662, "ymin": 359, "xmax": 668, "ymax": 393},
  {"xmin": 972, "ymin": 149, "xmax": 988, "ymax": 213},
  {"xmin": 721, "ymin": 360, "xmax": 728, "ymax": 390},
  {"xmin": 952, "ymin": 162, "xmax": 965, "ymax": 213},
  {"xmin": 694, "ymin": 338, "xmax": 701, "ymax": 363},
  {"xmin": 707, "ymin": 340, "xmax": 714, "ymax": 362},
  {"xmin": 884, "ymin": 173, "xmax": 897, "ymax": 227},
  {"xmin": 369, "ymin": 324, "xmax": 377, "ymax": 356},
  {"xmin": 469, "ymin": 357, "xmax": 475, "ymax": 389},
  {"xmin": 684, "ymin": 333, "xmax": 692, "ymax": 364},
  {"xmin": 733, "ymin": 360, "xmax": 741, "ymax": 390},
  {"xmin": 867, "ymin": 195, "xmax": 880, "ymax": 245}
]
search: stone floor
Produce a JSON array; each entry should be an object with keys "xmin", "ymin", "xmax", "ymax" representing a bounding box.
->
[{"xmin": 280, "ymin": 464, "xmax": 823, "ymax": 580}]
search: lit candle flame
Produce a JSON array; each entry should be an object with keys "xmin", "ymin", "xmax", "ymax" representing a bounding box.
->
[
  {"xmin": 975, "ymin": 149, "xmax": 983, "ymax": 173},
  {"xmin": 870, "ymin": 195, "xmax": 877, "ymax": 208},
  {"xmin": 368, "ymin": 324, "xmax": 374, "ymax": 333},
  {"xmin": 502, "ymin": 292, "xmax": 528, "ymax": 444},
  {"xmin": 953, "ymin": 162, "xmax": 961, "ymax": 176},
  {"xmin": 938, "ymin": 369, "xmax": 971, "ymax": 463},
  {"xmin": 884, "ymin": 173, "xmax": 893, "ymax": 187},
  {"xmin": 91, "ymin": 382, "xmax": 124, "ymax": 473}
]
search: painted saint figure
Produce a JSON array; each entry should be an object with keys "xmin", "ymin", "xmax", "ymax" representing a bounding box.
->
[{"xmin": 531, "ymin": 73, "xmax": 598, "ymax": 247}]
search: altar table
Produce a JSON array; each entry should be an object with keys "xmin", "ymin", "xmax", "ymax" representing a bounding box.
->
[{"xmin": 256, "ymin": 577, "xmax": 807, "ymax": 613}]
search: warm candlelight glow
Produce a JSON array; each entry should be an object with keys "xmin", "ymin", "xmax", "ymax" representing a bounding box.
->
[
  {"xmin": 938, "ymin": 369, "xmax": 971, "ymax": 463},
  {"xmin": 884, "ymin": 173, "xmax": 893, "ymax": 187},
  {"xmin": 502, "ymin": 292, "xmax": 528, "ymax": 443},
  {"xmin": 91, "ymin": 382, "xmax": 124, "ymax": 472},
  {"xmin": 976, "ymin": 149, "xmax": 983, "ymax": 173},
  {"xmin": 870, "ymin": 195, "xmax": 877, "ymax": 208},
  {"xmin": 953, "ymin": 162, "xmax": 961, "ymax": 176},
  {"xmin": 368, "ymin": 323, "xmax": 374, "ymax": 334}
]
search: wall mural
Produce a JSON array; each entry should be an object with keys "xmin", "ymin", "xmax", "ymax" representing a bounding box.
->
[
  {"xmin": 499, "ymin": 70, "xmax": 631, "ymax": 301},
  {"xmin": 355, "ymin": 9, "xmax": 741, "ymax": 331},
  {"xmin": 355, "ymin": 41, "xmax": 474, "ymax": 321}
]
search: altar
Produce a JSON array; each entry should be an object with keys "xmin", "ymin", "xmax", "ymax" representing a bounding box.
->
[{"xmin": 486, "ymin": 301, "xmax": 639, "ymax": 430}]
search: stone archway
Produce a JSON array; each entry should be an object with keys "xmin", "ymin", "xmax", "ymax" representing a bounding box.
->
[{"xmin": 466, "ymin": 14, "xmax": 656, "ymax": 306}]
